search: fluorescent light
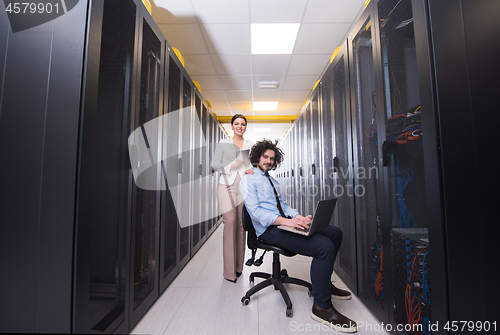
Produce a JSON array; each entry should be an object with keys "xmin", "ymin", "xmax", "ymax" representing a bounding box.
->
[
  {"xmin": 251, "ymin": 23, "xmax": 300, "ymax": 54},
  {"xmin": 259, "ymin": 81, "xmax": 279, "ymax": 89},
  {"xmin": 254, "ymin": 101, "xmax": 278, "ymax": 111}
]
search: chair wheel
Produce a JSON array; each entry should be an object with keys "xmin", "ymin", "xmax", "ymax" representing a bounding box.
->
[
  {"xmin": 241, "ymin": 296, "xmax": 250, "ymax": 306},
  {"xmin": 286, "ymin": 307, "xmax": 293, "ymax": 317},
  {"xmin": 308, "ymin": 288, "xmax": 313, "ymax": 297},
  {"xmin": 280, "ymin": 269, "xmax": 288, "ymax": 277}
]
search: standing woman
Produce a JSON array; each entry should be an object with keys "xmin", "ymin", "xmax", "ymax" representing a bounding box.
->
[{"xmin": 211, "ymin": 114, "xmax": 254, "ymax": 283}]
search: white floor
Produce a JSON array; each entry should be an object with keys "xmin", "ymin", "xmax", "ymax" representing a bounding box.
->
[{"xmin": 130, "ymin": 225, "xmax": 389, "ymax": 335}]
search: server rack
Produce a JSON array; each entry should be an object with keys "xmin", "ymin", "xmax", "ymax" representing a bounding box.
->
[
  {"xmin": 329, "ymin": 41, "xmax": 358, "ymax": 291},
  {"xmin": 277, "ymin": 0, "xmax": 499, "ymax": 332},
  {"xmin": 0, "ymin": 0, "xmax": 223, "ymax": 333}
]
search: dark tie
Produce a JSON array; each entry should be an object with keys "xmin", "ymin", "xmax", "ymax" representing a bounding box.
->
[{"xmin": 264, "ymin": 172, "xmax": 286, "ymax": 218}]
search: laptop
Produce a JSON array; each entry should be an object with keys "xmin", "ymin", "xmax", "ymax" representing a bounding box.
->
[{"xmin": 277, "ymin": 198, "xmax": 337, "ymax": 236}]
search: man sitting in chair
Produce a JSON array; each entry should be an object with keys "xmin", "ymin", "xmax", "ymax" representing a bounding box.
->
[{"xmin": 239, "ymin": 139, "xmax": 357, "ymax": 333}]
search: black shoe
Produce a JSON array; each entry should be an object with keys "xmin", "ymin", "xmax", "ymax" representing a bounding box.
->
[
  {"xmin": 225, "ymin": 277, "xmax": 237, "ymax": 283},
  {"xmin": 311, "ymin": 303, "xmax": 357, "ymax": 333},
  {"xmin": 236, "ymin": 272, "xmax": 242, "ymax": 278},
  {"xmin": 331, "ymin": 283, "xmax": 352, "ymax": 300}
]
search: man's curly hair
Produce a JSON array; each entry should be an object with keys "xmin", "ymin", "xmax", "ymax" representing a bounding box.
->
[{"xmin": 249, "ymin": 139, "xmax": 284, "ymax": 171}]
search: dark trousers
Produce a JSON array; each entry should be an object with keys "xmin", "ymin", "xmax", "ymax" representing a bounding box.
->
[{"xmin": 258, "ymin": 224, "xmax": 343, "ymax": 308}]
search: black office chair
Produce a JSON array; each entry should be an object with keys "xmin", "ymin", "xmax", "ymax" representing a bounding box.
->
[{"xmin": 240, "ymin": 205, "xmax": 312, "ymax": 317}]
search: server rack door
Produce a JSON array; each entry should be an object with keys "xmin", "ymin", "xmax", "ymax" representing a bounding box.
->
[
  {"xmin": 215, "ymin": 124, "xmax": 225, "ymax": 227},
  {"xmin": 129, "ymin": 14, "xmax": 163, "ymax": 327},
  {"xmin": 200, "ymin": 104, "xmax": 209, "ymax": 238},
  {"xmin": 330, "ymin": 43, "xmax": 357, "ymax": 290},
  {"xmin": 290, "ymin": 125, "xmax": 298, "ymax": 210},
  {"xmin": 320, "ymin": 72, "xmax": 334, "ymax": 205},
  {"xmin": 286, "ymin": 134, "xmax": 293, "ymax": 206},
  {"xmin": 349, "ymin": 2, "xmax": 387, "ymax": 319},
  {"xmin": 285, "ymin": 130, "xmax": 292, "ymax": 206},
  {"xmin": 191, "ymin": 93, "xmax": 205, "ymax": 254},
  {"xmin": 207, "ymin": 114, "xmax": 216, "ymax": 233},
  {"xmin": 303, "ymin": 104, "xmax": 313, "ymax": 215},
  {"xmin": 160, "ymin": 53, "xmax": 182, "ymax": 291},
  {"xmin": 310, "ymin": 93, "xmax": 322, "ymax": 212},
  {"xmin": 298, "ymin": 112, "xmax": 307, "ymax": 214},
  {"xmin": 73, "ymin": 0, "xmax": 138, "ymax": 333},
  {"xmin": 375, "ymin": 0, "xmax": 431, "ymax": 330},
  {"xmin": 178, "ymin": 76, "xmax": 193, "ymax": 268}
]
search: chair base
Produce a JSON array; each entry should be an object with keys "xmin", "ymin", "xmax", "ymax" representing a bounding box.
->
[{"xmin": 241, "ymin": 252, "xmax": 312, "ymax": 317}]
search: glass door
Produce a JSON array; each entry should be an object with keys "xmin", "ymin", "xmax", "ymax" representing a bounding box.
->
[
  {"xmin": 349, "ymin": 5, "xmax": 386, "ymax": 319},
  {"xmin": 159, "ymin": 52, "xmax": 181, "ymax": 291},
  {"xmin": 78, "ymin": 0, "xmax": 137, "ymax": 332},
  {"xmin": 330, "ymin": 43, "xmax": 357, "ymax": 291},
  {"xmin": 130, "ymin": 17, "xmax": 163, "ymax": 326},
  {"xmin": 310, "ymin": 93, "xmax": 321, "ymax": 212},
  {"xmin": 376, "ymin": 0, "xmax": 431, "ymax": 331},
  {"xmin": 191, "ymin": 93, "xmax": 203, "ymax": 254},
  {"xmin": 178, "ymin": 76, "xmax": 193, "ymax": 268}
]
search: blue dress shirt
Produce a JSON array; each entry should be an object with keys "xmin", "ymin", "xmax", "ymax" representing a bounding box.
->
[{"xmin": 239, "ymin": 167, "xmax": 299, "ymax": 237}]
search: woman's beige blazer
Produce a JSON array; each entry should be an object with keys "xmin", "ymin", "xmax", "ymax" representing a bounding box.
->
[{"xmin": 211, "ymin": 138, "xmax": 254, "ymax": 186}]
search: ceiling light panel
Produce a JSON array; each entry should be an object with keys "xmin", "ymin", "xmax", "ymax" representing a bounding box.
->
[
  {"xmin": 258, "ymin": 81, "xmax": 279, "ymax": 89},
  {"xmin": 251, "ymin": 23, "xmax": 300, "ymax": 54},
  {"xmin": 254, "ymin": 101, "xmax": 279, "ymax": 111}
]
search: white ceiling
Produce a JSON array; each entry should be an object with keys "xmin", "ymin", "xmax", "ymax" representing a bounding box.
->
[{"xmin": 150, "ymin": 0, "xmax": 367, "ymax": 141}]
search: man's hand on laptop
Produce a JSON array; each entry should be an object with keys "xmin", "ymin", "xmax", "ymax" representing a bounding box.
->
[{"xmin": 282, "ymin": 215, "xmax": 312, "ymax": 230}]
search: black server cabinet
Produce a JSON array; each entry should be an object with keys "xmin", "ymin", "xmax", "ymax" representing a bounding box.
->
[
  {"xmin": 73, "ymin": 0, "xmax": 138, "ymax": 332},
  {"xmin": 416, "ymin": 0, "xmax": 500, "ymax": 326},
  {"xmin": 277, "ymin": 0, "xmax": 498, "ymax": 332},
  {"xmin": 309, "ymin": 93, "xmax": 321, "ymax": 214},
  {"xmin": 159, "ymin": 46, "xmax": 194, "ymax": 290},
  {"xmin": 345, "ymin": 0, "xmax": 434, "ymax": 330},
  {"xmin": 199, "ymin": 103, "xmax": 210, "ymax": 239},
  {"xmin": 297, "ymin": 113, "xmax": 306, "ymax": 214},
  {"xmin": 291, "ymin": 124, "xmax": 298, "ymax": 210},
  {"xmin": 179, "ymin": 73, "xmax": 193, "ymax": 269},
  {"xmin": 1, "ymin": 0, "xmax": 221, "ymax": 333},
  {"xmin": 0, "ymin": 0, "xmax": 89, "ymax": 333},
  {"xmin": 347, "ymin": 3, "xmax": 384, "ymax": 317},
  {"xmin": 302, "ymin": 102, "xmax": 313, "ymax": 215},
  {"xmin": 327, "ymin": 42, "xmax": 358, "ymax": 293},
  {"xmin": 129, "ymin": 11, "xmax": 164, "ymax": 328},
  {"xmin": 191, "ymin": 92, "xmax": 206, "ymax": 255},
  {"xmin": 159, "ymin": 49, "xmax": 181, "ymax": 293},
  {"xmin": 75, "ymin": 1, "xmax": 165, "ymax": 332},
  {"xmin": 375, "ymin": 0, "xmax": 429, "ymax": 330}
]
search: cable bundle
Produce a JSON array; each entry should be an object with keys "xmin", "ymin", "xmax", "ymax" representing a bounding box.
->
[
  {"xmin": 365, "ymin": 105, "xmax": 422, "ymax": 145},
  {"xmin": 396, "ymin": 160, "xmax": 415, "ymax": 228}
]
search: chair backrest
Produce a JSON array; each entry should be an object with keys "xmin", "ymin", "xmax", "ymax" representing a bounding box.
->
[
  {"xmin": 242, "ymin": 205, "xmax": 255, "ymax": 233},
  {"xmin": 242, "ymin": 205, "xmax": 258, "ymax": 247},
  {"xmin": 242, "ymin": 205, "xmax": 297, "ymax": 257}
]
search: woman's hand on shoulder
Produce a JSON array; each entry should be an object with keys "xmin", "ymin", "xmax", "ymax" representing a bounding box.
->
[{"xmin": 244, "ymin": 168, "xmax": 254, "ymax": 175}]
